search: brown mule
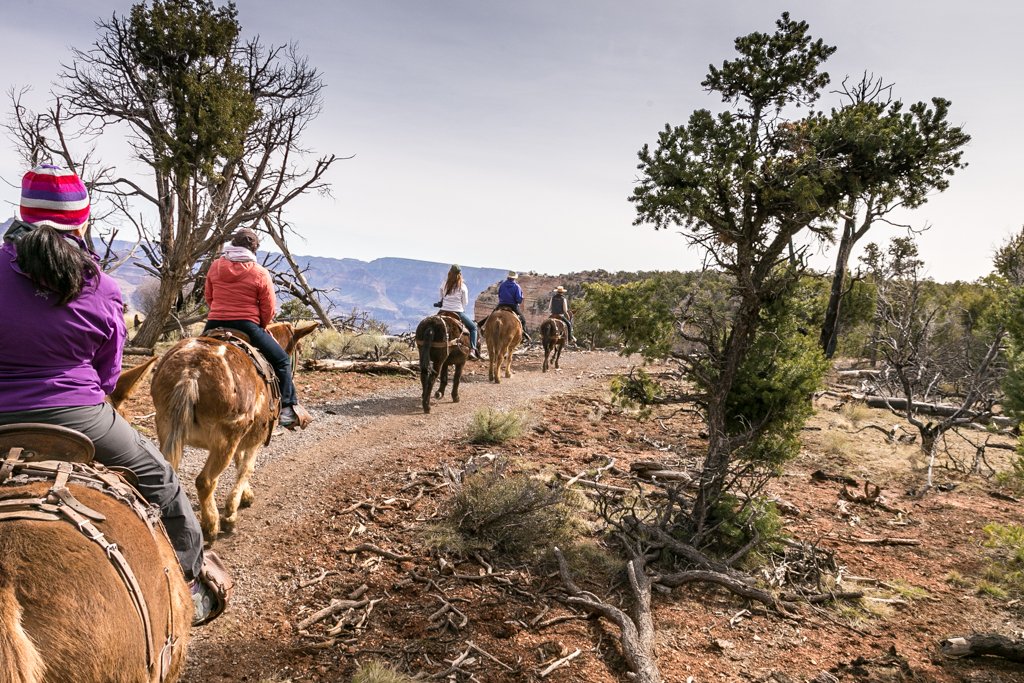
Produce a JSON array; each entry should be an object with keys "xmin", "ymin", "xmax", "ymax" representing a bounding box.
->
[
  {"xmin": 483, "ymin": 308, "xmax": 523, "ymax": 384},
  {"xmin": 415, "ymin": 313, "xmax": 471, "ymax": 414},
  {"xmin": 0, "ymin": 374, "xmax": 193, "ymax": 683},
  {"xmin": 150, "ymin": 321, "xmax": 318, "ymax": 541},
  {"xmin": 540, "ymin": 316, "xmax": 567, "ymax": 372}
]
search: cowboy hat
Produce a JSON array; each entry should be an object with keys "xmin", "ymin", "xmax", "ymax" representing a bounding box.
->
[
  {"xmin": 507, "ymin": 271, "xmax": 518, "ymax": 279},
  {"xmin": 553, "ymin": 286, "xmax": 566, "ymax": 293}
]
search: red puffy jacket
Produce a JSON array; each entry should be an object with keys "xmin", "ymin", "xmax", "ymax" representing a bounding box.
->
[{"xmin": 205, "ymin": 258, "xmax": 276, "ymax": 326}]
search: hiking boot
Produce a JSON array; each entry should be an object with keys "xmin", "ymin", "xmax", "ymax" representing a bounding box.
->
[
  {"xmin": 191, "ymin": 579, "xmax": 220, "ymax": 626},
  {"xmin": 473, "ymin": 348, "xmax": 483, "ymax": 361},
  {"xmin": 570, "ymin": 337, "xmax": 579, "ymax": 345},
  {"xmin": 522, "ymin": 333, "xmax": 532, "ymax": 343},
  {"xmin": 279, "ymin": 405, "xmax": 299, "ymax": 429}
]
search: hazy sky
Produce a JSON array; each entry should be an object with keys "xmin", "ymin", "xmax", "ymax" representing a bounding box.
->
[{"xmin": 2, "ymin": 1, "xmax": 1021, "ymax": 282}]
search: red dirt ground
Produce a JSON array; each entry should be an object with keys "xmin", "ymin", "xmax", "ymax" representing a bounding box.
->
[{"xmin": 117, "ymin": 350, "xmax": 1024, "ymax": 682}]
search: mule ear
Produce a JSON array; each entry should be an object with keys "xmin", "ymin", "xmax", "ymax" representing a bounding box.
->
[
  {"xmin": 108, "ymin": 356, "xmax": 158, "ymax": 411},
  {"xmin": 294, "ymin": 321, "xmax": 319, "ymax": 341}
]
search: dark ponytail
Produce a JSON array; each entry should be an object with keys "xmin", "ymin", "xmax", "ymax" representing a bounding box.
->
[{"xmin": 15, "ymin": 226, "xmax": 99, "ymax": 305}]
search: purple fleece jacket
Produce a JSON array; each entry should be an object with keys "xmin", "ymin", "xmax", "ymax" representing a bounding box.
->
[{"xmin": 0, "ymin": 238, "xmax": 125, "ymax": 411}]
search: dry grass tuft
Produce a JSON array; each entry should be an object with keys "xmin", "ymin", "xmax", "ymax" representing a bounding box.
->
[{"xmin": 467, "ymin": 408, "xmax": 528, "ymax": 445}]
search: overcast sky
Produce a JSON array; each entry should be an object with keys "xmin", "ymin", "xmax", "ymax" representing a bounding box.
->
[{"xmin": 2, "ymin": 1, "xmax": 1021, "ymax": 281}]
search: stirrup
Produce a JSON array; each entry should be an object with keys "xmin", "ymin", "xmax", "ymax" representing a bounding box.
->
[{"xmin": 192, "ymin": 550, "xmax": 232, "ymax": 626}]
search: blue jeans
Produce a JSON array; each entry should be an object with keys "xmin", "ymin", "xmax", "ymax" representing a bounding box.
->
[
  {"xmin": 204, "ymin": 320, "xmax": 297, "ymax": 407},
  {"xmin": 454, "ymin": 311, "xmax": 478, "ymax": 350}
]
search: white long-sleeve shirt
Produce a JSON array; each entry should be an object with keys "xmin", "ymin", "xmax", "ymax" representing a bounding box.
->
[{"xmin": 440, "ymin": 282, "xmax": 468, "ymax": 313}]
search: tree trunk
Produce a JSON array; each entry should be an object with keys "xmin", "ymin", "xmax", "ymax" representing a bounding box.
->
[
  {"xmin": 131, "ymin": 273, "xmax": 185, "ymax": 348},
  {"xmin": 820, "ymin": 225, "xmax": 855, "ymax": 359},
  {"xmin": 693, "ymin": 294, "xmax": 760, "ymax": 532}
]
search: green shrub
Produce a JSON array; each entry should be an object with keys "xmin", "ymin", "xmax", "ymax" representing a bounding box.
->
[
  {"xmin": 979, "ymin": 522, "xmax": 1024, "ymax": 598},
  {"xmin": 706, "ymin": 496, "xmax": 786, "ymax": 565},
  {"xmin": 351, "ymin": 661, "xmax": 415, "ymax": 683},
  {"xmin": 995, "ymin": 454, "xmax": 1024, "ymax": 494},
  {"xmin": 428, "ymin": 459, "xmax": 578, "ymax": 559},
  {"xmin": 467, "ymin": 408, "xmax": 527, "ymax": 445},
  {"xmin": 610, "ymin": 368, "xmax": 663, "ymax": 418}
]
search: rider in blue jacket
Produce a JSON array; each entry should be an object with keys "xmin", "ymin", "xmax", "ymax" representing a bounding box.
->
[{"xmin": 496, "ymin": 271, "xmax": 531, "ymax": 342}]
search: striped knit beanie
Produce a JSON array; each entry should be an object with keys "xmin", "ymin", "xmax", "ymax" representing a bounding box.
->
[{"xmin": 19, "ymin": 164, "xmax": 90, "ymax": 231}]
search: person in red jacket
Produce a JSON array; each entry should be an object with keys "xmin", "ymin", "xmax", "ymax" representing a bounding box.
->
[{"xmin": 203, "ymin": 228, "xmax": 308, "ymax": 429}]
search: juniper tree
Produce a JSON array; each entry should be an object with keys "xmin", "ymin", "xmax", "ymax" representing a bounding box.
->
[
  {"xmin": 816, "ymin": 76, "xmax": 969, "ymax": 359},
  {"xmin": 630, "ymin": 14, "xmax": 847, "ymax": 534}
]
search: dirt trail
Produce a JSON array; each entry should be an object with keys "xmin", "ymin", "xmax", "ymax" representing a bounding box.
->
[{"xmin": 178, "ymin": 350, "xmax": 634, "ymax": 680}]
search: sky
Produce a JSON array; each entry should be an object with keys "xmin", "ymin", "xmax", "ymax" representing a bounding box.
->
[{"xmin": 1, "ymin": 0, "xmax": 1021, "ymax": 282}]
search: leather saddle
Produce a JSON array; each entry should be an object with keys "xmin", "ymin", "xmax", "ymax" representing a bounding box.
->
[
  {"xmin": 204, "ymin": 328, "xmax": 282, "ymax": 408},
  {"xmin": 0, "ymin": 423, "xmax": 95, "ymax": 465},
  {"xmin": 432, "ymin": 312, "xmax": 471, "ymax": 352},
  {"xmin": 546, "ymin": 315, "xmax": 567, "ymax": 338}
]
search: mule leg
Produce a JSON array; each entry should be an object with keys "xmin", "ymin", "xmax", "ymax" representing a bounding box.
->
[
  {"xmin": 503, "ymin": 343, "xmax": 514, "ymax": 378},
  {"xmin": 435, "ymin": 360, "xmax": 450, "ymax": 399},
  {"xmin": 543, "ymin": 342, "xmax": 550, "ymax": 372},
  {"xmin": 195, "ymin": 436, "xmax": 240, "ymax": 540},
  {"xmin": 451, "ymin": 361, "xmax": 464, "ymax": 403},
  {"xmin": 421, "ymin": 369, "xmax": 436, "ymax": 413},
  {"xmin": 222, "ymin": 446, "xmax": 259, "ymax": 533}
]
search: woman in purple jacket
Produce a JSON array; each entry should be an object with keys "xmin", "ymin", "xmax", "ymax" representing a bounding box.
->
[{"xmin": 0, "ymin": 165, "xmax": 225, "ymax": 626}]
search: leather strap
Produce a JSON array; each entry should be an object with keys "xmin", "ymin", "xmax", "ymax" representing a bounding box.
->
[{"xmin": 0, "ymin": 457, "xmax": 164, "ymax": 677}]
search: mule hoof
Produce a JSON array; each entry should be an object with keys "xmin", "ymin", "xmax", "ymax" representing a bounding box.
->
[
  {"xmin": 239, "ymin": 491, "xmax": 254, "ymax": 509},
  {"xmin": 202, "ymin": 524, "xmax": 220, "ymax": 543},
  {"xmin": 434, "ymin": 391, "xmax": 442, "ymax": 399},
  {"xmin": 452, "ymin": 395, "xmax": 460, "ymax": 403}
]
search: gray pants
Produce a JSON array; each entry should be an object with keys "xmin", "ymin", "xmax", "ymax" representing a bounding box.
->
[{"xmin": 0, "ymin": 403, "xmax": 204, "ymax": 581}]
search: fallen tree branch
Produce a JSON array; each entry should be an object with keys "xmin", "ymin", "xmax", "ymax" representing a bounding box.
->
[
  {"xmin": 554, "ymin": 547, "xmax": 663, "ymax": 683},
  {"xmin": 297, "ymin": 597, "xmax": 370, "ymax": 631},
  {"xmin": 339, "ymin": 543, "xmax": 412, "ymax": 561},
  {"xmin": 655, "ymin": 569, "xmax": 795, "ymax": 615},
  {"xmin": 849, "ymin": 536, "xmax": 921, "ymax": 546},
  {"xmin": 538, "ymin": 648, "xmax": 581, "ymax": 678},
  {"xmin": 302, "ymin": 358, "xmax": 417, "ymax": 375},
  {"xmin": 941, "ymin": 634, "xmax": 1024, "ymax": 662}
]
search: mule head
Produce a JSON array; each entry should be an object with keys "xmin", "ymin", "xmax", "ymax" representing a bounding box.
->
[
  {"xmin": 267, "ymin": 321, "xmax": 320, "ymax": 355},
  {"xmin": 106, "ymin": 356, "xmax": 159, "ymax": 414}
]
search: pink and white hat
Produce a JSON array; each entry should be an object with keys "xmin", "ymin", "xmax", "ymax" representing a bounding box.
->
[{"xmin": 19, "ymin": 164, "xmax": 90, "ymax": 231}]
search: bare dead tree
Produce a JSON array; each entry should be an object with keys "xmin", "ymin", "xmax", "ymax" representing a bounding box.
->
[
  {"xmin": 866, "ymin": 237, "xmax": 1009, "ymax": 488},
  {"xmin": 4, "ymin": 88, "xmax": 139, "ymax": 273},
  {"xmin": 55, "ymin": 8, "xmax": 341, "ymax": 347}
]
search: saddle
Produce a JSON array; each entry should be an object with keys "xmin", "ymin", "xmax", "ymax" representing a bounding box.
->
[
  {"xmin": 546, "ymin": 315, "xmax": 567, "ymax": 338},
  {"xmin": 0, "ymin": 424, "xmax": 171, "ymax": 678},
  {"xmin": 204, "ymin": 328, "xmax": 282, "ymax": 443},
  {"xmin": 418, "ymin": 313, "xmax": 470, "ymax": 353}
]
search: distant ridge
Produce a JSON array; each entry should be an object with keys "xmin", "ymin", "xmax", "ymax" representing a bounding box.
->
[{"xmin": 105, "ymin": 240, "xmax": 509, "ymax": 332}]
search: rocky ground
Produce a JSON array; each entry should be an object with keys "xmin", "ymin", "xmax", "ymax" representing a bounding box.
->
[{"xmin": 115, "ymin": 347, "xmax": 1024, "ymax": 682}]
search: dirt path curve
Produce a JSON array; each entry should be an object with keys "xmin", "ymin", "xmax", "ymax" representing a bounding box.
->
[{"xmin": 180, "ymin": 349, "xmax": 633, "ymax": 680}]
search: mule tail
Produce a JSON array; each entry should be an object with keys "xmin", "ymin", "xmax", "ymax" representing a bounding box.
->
[
  {"xmin": 419, "ymin": 325, "xmax": 436, "ymax": 377},
  {"xmin": 0, "ymin": 572, "xmax": 45, "ymax": 683},
  {"xmin": 162, "ymin": 374, "xmax": 200, "ymax": 470}
]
